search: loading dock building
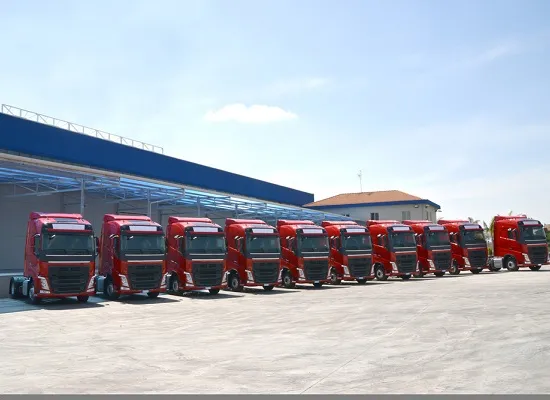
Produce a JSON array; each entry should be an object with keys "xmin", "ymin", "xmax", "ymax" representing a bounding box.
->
[{"xmin": 0, "ymin": 104, "xmax": 353, "ymax": 278}]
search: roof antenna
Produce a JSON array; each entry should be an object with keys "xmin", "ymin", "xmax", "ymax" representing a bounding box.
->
[{"xmin": 357, "ymin": 170, "xmax": 363, "ymax": 192}]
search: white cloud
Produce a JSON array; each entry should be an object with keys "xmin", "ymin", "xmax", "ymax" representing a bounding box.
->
[{"xmin": 203, "ymin": 103, "xmax": 298, "ymax": 124}]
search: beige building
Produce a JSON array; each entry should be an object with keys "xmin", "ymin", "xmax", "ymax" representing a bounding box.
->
[{"xmin": 304, "ymin": 190, "xmax": 441, "ymax": 223}]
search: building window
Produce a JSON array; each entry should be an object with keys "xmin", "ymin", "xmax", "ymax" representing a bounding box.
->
[
  {"xmin": 402, "ymin": 211, "xmax": 411, "ymax": 220},
  {"xmin": 370, "ymin": 212, "xmax": 379, "ymax": 220}
]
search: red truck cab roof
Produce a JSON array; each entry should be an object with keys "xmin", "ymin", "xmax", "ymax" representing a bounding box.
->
[
  {"xmin": 167, "ymin": 216, "xmax": 223, "ymax": 233},
  {"xmin": 225, "ymin": 218, "xmax": 278, "ymax": 234},
  {"xmin": 29, "ymin": 212, "xmax": 93, "ymax": 232},
  {"xmin": 403, "ymin": 220, "xmax": 447, "ymax": 233},
  {"xmin": 277, "ymin": 220, "xmax": 326, "ymax": 236},
  {"xmin": 103, "ymin": 214, "xmax": 163, "ymax": 233},
  {"xmin": 322, "ymin": 220, "xmax": 368, "ymax": 235}
]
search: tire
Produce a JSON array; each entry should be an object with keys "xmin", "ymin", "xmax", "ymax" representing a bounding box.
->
[
  {"xmin": 8, "ymin": 278, "xmax": 20, "ymax": 299},
  {"xmin": 170, "ymin": 275, "xmax": 181, "ymax": 294},
  {"xmin": 470, "ymin": 268, "xmax": 482, "ymax": 274},
  {"xmin": 375, "ymin": 265, "xmax": 388, "ymax": 281},
  {"xmin": 313, "ymin": 282, "xmax": 323, "ymax": 288},
  {"xmin": 77, "ymin": 295, "xmax": 89, "ymax": 303},
  {"xmin": 27, "ymin": 282, "xmax": 41, "ymax": 305},
  {"xmin": 105, "ymin": 277, "xmax": 120, "ymax": 300},
  {"xmin": 449, "ymin": 260, "xmax": 460, "ymax": 275},
  {"xmin": 529, "ymin": 265, "xmax": 542, "ymax": 271},
  {"xmin": 505, "ymin": 256, "xmax": 519, "ymax": 271},
  {"xmin": 262, "ymin": 285, "xmax": 274, "ymax": 292},
  {"xmin": 356, "ymin": 278, "xmax": 367, "ymax": 285},
  {"xmin": 488, "ymin": 264, "xmax": 501, "ymax": 272},
  {"xmin": 329, "ymin": 268, "xmax": 341, "ymax": 285},
  {"xmin": 208, "ymin": 288, "xmax": 221, "ymax": 294},
  {"xmin": 401, "ymin": 275, "xmax": 411, "ymax": 281},
  {"xmin": 434, "ymin": 271, "xmax": 445, "ymax": 277},
  {"xmin": 228, "ymin": 272, "xmax": 244, "ymax": 292},
  {"xmin": 147, "ymin": 292, "xmax": 160, "ymax": 298},
  {"xmin": 282, "ymin": 270, "xmax": 296, "ymax": 289}
]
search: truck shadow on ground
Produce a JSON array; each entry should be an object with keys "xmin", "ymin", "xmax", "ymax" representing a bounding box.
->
[
  {"xmin": 97, "ymin": 294, "xmax": 180, "ymax": 305},
  {"xmin": 291, "ymin": 284, "xmax": 349, "ymax": 291},
  {"xmin": 338, "ymin": 281, "xmax": 387, "ymax": 286},
  {"xmin": 0, "ymin": 297, "xmax": 105, "ymax": 315},
  {"xmin": 178, "ymin": 291, "xmax": 243, "ymax": 300},
  {"xmin": 239, "ymin": 287, "xmax": 301, "ymax": 295}
]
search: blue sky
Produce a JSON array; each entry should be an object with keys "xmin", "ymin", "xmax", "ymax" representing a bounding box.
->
[{"xmin": 1, "ymin": 0, "xmax": 549, "ymax": 225}]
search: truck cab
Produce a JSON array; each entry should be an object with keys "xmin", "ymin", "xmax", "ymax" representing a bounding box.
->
[
  {"xmin": 96, "ymin": 214, "xmax": 168, "ymax": 300},
  {"xmin": 321, "ymin": 220, "xmax": 373, "ymax": 285},
  {"xmin": 225, "ymin": 218, "xmax": 282, "ymax": 292},
  {"xmin": 277, "ymin": 220, "xmax": 330, "ymax": 288},
  {"xmin": 165, "ymin": 217, "xmax": 227, "ymax": 295},
  {"xmin": 492, "ymin": 215, "xmax": 548, "ymax": 271},
  {"xmin": 9, "ymin": 212, "xmax": 98, "ymax": 304},
  {"xmin": 402, "ymin": 220, "xmax": 451, "ymax": 277},
  {"xmin": 437, "ymin": 219, "xmax": 493, "ymax": 274},
  {"xmin": 367, "ymin": 220, "xmax": 419, "ymax": 281}
]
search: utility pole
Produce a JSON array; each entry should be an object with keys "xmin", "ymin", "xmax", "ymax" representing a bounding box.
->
[{"xmin": 357, "ymin": 170, "xmax": 363, "ymax": 192}]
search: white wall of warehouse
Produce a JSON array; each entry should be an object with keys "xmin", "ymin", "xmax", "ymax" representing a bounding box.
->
[
  {"xmin": 0, "ymin": 185, "xmax": 237, "ymax": 272},
  {"xmin": 309, "ymin": 203, "xmax": 439, "ymax": 224}
]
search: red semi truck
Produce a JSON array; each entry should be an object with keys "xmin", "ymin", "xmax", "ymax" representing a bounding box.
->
[
  {"xmin": 96, "ymin": 214, "xmax": 168, "ymax": 300},
  {"xmin": 277, "ymin": 220, "xmax": 330, "ymax": 288},
  {"xmin": 490, "ymin": 214, "xmax": 548, "ymax": 271},
  {"xmin": 402, "ymin": 220, "xmax": 451, "ymax": 277},
  {"xmin": 9, "ymin": 212, "xmax": 98, "ymax": 304},
  {"xmin": 165, "ymin": 217, "xmax": 227, "ymax": 295},
  {"xmin": 367, "ymin": 220, "xmax": 419, "ymax": 281},
  {"xmin": 437, "ymin": 219, "xmax": 494, "ymax": 274},
  {"xmin": 225, "ymin": 218, "xmax": 282, "ymax": 291},
  {"xmin": 321, "ymin": 220, "xmax": 373, "ymax": 284}
]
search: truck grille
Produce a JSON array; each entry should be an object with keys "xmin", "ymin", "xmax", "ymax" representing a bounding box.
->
[
  {"xmin": 127, "ymin": 264, "xmax": 163, "ymax": 290},
  {"xmin": 252, "ymin": 261, "xmax": 279, "ymax": 284},
  {"xmin": 192, "ymin": 262, "xmax": 224, "ymax": 287},
  {"xmin": 348, "ymin": 257, "xmax": 372, "ymax": 277},
  {"xmin": 48, "ymin": 265, "xmax": 90, "ymax": 294},
  {"xmin": 433, "ymin": 251, "xmax": 451, "ymax": 270},
  {"xmin": 468, "ymin": 249, "xmax": 487, "ymax": 268},
  {"xmin": 528, "ymin": 246, "xmax": 548, "ymax": 265},
  {"xmin": 395, "ymin": 253, "xmax": 417, "ymax": 274},
  {"xmin": 304, "ymin": 258, "xmax": 329, "ymax": 281}
]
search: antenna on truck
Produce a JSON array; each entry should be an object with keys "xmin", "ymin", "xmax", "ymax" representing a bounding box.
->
[{"xmin": 357, "ymin": 170, "xmax": 363, "ymax": 192}]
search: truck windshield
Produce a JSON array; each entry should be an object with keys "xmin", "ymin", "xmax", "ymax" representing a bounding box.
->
[
  {"xmin": 186, "ymin": 234, "xmax": 226, "ymax": 254},
  {"xmin": 299, "ymin": 235, "xmax": 329, "ymax": 253},
  {"xmin": 390, "ymin": 232, "xmax": 416, "ymax": 250},
  {"xmin": 43, "ymin": 233, "xmax": 94, "ymax": 255},
  {"xmin": 246, "ymin": 235, "xmax": 280, "ymax": 254},
  {"xmin": 461, "ymin": 230, "xmax": 486, "ymax": 245},
  {"xmin": 426, "ymin": 231, "xmax": 450, "ymax": 248},
  {"xmin": 342, "ymin": 234, "xmax": 372, "ymax": 251},
  {"xmin": 121, "ymin": 234, "xmax": 165, "ymax": 254},
  {"xmin": 520, "ymin": 225, "xmax": 546, "ymax": 242}
]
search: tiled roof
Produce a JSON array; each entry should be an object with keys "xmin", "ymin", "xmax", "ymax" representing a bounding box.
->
[{"xmin": 304, "ymin": 190, "xmax": 429, "ymax": 208}]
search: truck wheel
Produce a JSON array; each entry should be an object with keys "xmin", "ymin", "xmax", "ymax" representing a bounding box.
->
[
  {"xmin": 208, "ymin": 288, "xmax": 220, "ymax": 294},
  {"xmin": 228, "ymin": 273, "xmax": 244, "ymax": 292},
  {"xmin": 449, "ymin": 261, "xmax": 460, "ymax": 275},
  {"xmin": 488, "ymin": 264, "xmax": 501, "ymax": 272},
  {"xmin": 329, "ymin": 268, "xmax": 341, "ymax": 285},
  {"xmin": 313, "ymin": 282, "xmax": 323, "ymax": 288},
  {"xmin": 262, "ymin": 285, "xmax": 274, "ymax": 291},
  {"xmin": 529, "ymin": 265, "xmax": 542, "ymax": 271},
  {"xmin": 505, "ymin": 257, "xmax": 519, "ymax": 271},
  {"xmin": 77, "ymin": 295, "xmax": 89, "ymax": 303},
  {"xmin": 434, "ymin": 271, "xmax": 445, "ymax": 277},
  {"xmin": 282, "ymin": 270, "xmax": 296, "ymax": 289},
  {"xmin": 8, "ymin": 278, "xmax": 20, "ymax": 299},
  {"xmin": 105, "ymin": 278, "xmax": 120, "ymax": 300},
  {"xmin": 170, "ymin": 276, "xmax": 181, "ymax": 294},
  {"xmin": 27, "ymin": 282, "xmax": 41, "ymax": 305},
  {"xmin": 356, "ymin": 278, "xmax": 367, "ymax": 285},
  {"xmin": 147, "ymin": 292, "xmax": 160, "ymax": 298},
  {"xmin": 375, "ymin": 265, "xmax": 388, "ymax": 281},
  {"xmin": 401, "ymin": 275, "xmax": 411, "ymax": 281},
  {"xmin": 470, "ymin": 268, "xmax": 482, "ymax": 274}
]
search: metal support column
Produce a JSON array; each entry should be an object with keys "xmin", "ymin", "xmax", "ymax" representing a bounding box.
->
[
  {"xmin": 80, "ymin": 179, "xmax": 85, "ymax": 216},
  {"xmin": 147, "ymin": 190, "xmax": 152, "ymax": 218},
  {"xmin": 197, "ymin": 198, "xmax": 201, "ymax": 217}
]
